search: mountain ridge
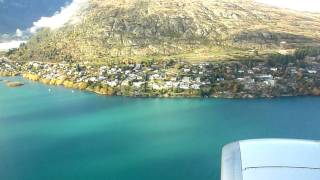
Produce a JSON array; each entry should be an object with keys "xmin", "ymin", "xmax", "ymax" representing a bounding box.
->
[{"xmin": 8, "ymin": 0, "xmax": 320, "ymax": 63}]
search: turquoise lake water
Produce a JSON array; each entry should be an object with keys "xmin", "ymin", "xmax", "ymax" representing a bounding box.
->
[{"xmin": 1, "ymin": 77, "xmax": 320, "ymax": 180}]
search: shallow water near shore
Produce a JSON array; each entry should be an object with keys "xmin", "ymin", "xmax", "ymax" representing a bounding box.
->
[{"xmin": 1, "ymin": 77, "xmax": 320, "ymax": 180}]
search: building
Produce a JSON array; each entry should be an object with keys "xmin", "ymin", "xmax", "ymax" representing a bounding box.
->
[{"xmin": 221, "ymin": 139, "xmax": 320, "ymax": 180}]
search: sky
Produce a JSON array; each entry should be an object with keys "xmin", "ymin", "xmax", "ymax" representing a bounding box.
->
[
  {"xmin": 0, "ymin": 0, "xmax": 88, "ymax": 51},
  {"xmin": 256, "ymin": 0, "xmax": 320, "ymax": 12},
  {"xmin": 0, "ymin": 40, "xmax": 26, "ymax": 51},
  {"xmin": 0, "ymin": 0, "xmax": 70, "ymax": 33},
  {"xmin": 29, "ymin": 0, "xmax": 88, "ymax": 33}
]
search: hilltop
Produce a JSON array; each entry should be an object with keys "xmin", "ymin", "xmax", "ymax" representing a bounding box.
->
[{"xmin": 8, "ymin": 0, "xmax": 320, "ymax": 63}]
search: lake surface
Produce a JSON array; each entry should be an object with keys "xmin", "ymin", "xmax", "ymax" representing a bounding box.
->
[{"xmin": 1, "ymin": 77, "xmax": 320, "ymax": 180}]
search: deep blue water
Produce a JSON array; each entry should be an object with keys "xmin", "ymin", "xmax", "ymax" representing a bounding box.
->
[{"xmin": 0, "ymin": 77, "xmax": 320, "ymax": 180}]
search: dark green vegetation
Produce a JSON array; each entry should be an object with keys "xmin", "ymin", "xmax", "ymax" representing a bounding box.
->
[
  {"xmin": 267, "ymin": 47, "xmax": 320, "ymax": 65},
  {"xmin": 8, "ymin": 0, "xmax": 320, "ymax": 63}
]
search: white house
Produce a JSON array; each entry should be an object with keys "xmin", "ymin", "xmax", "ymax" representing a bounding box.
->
[
  {"xmin": 182, "ymin": 77, "xmax": 191, "ymax": 83},
  {"xmin": 152, "ymin": 83, "xmax": 163, "ymax": 90},
  {"xmin": 107, "ymin": 80, "xmax": 118, "ymax": 87},
  {"xmin": 165, "ymin": 81, "xmax": 173, "ymax": 89},
  {"xmin": 179, "ymin": 82, "xmax": 190, "ymax": 89},
  {"xmin": 270, "ymin": 68, "xmax": 278, "ymax": 72},
  {"xmin": 308, "ymin": 70, "xmax": 317, "ymax": 74},
  {"xmin": 264, "ymin": 79, "xmax": 275, "ymax": 86},
  {"xmin": 88, "ymin": 77, "xmax": 98, "ymax": 82},
  {"xmin": 191, "ymin": 83, "xmax": 201, "ymax": 90},
  {"xmin": 133, "ymin": 82, "xmax": 144, "ymax": 88},
  {"xmin": 184, "ymin": 68, "xmax": 191, "ymax": 73}
]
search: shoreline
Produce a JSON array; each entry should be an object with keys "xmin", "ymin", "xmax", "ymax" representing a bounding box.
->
[
  {"xmin": 1, "ymin": 56, "xmax": 320, "ymax": 99},
  {"xmin": 0, "ymin": 73, "xmax": 318, "ymax": 100}
]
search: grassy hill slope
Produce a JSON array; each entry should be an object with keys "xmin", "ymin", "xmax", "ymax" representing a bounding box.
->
[{"xmin": 9, "ymin": 0, "xmax": 320, "ymax": 63}]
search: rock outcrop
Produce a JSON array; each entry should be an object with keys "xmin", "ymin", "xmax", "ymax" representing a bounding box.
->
[{"xmin": 6, "ymin": 81, "xmax": 24, "ymax": 87}]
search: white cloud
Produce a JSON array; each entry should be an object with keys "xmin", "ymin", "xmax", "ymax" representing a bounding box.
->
[
  {"xmin": 0, "ymin": 40, "xmax": 26, "ymax": 51},
  {"xmin": 256, "ymin": 0, "xmax": 320, "ymax": 12},
  {"xmin": 0, "ymin": 0, "xmax": 88, "ymax": 51},
  {"xmin": 29, "ymin": 0, "xmax": 88, "ymax": 33},
  {"xmin": 16, "ymin": 29, "xmax": 23, "ymax": 37}
]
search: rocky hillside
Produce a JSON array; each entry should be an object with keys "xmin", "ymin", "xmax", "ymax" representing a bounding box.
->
[{"xmin": 9, "ymin": 0, "xmax": 320, "ymax": 63}]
